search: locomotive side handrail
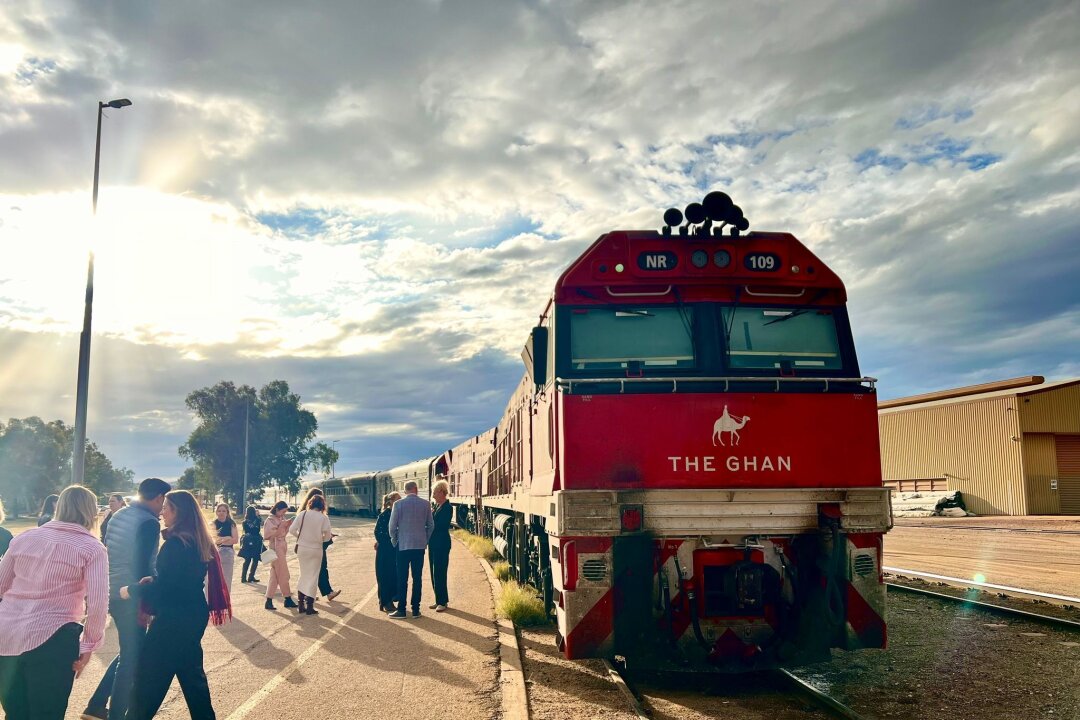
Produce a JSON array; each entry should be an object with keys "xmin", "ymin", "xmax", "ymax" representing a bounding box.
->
[{"xmin": 556, "ymin": 376, "xmax": 877, "ymax": 394}]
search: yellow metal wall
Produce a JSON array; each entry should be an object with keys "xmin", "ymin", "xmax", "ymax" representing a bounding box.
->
[
  {"xmin": 879, "ymin": 397, "xmax": 1026, "ymax": 515},
  {"xmin": 1022, "ymin": 433, "xmax": 1060, "ymax": 514},
  {"xmin": 1018, "ymin": 385, "xmax": 1080, "ymax": 433}
]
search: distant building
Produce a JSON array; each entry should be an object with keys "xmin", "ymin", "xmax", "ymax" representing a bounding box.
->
[{"xmin": 878, "ymin": 376, "xmax": 1080, "ymax": 516}]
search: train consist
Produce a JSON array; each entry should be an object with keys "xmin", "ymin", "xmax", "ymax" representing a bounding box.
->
[{"xmin": 312, "ymin": 192, "xmax": 892, "ymax": 670}]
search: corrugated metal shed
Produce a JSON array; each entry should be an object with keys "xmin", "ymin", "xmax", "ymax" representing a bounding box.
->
[{"xmin": 879, "ymin": 377, "xmax": 1080, "ymax": 516}]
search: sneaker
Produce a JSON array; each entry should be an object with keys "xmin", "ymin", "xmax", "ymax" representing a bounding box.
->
[
  {"xmin": 388, "ymin": 610, "xmax": 407, "ymax": 619},
  {"xmin": 326, "ymin": 589, "xmax": 342, "ymax": 601},
  {"xmin": 435, "ymin": 604, "xmax": 447, "ymax": 612},
  {"xmin": 412, "ymin": 610, "xmax": 422, "ymax": 618},
  {"xmin": 81, "ymin": 710, "xmax": 107, "ymax": 720},
  {"xmin": 428, "ymin": 603, "xmax": 439, "ymax": 609}
]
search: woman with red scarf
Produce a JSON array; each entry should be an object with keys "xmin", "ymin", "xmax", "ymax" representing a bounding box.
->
[{"xmin": 119, "ymin": 490, "xmax": 231, "ymax": 719}]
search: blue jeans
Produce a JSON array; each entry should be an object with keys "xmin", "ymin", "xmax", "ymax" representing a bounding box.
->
[{"xmin": 87, "ymin": 605, "xmax": 146, "ymax": 718}]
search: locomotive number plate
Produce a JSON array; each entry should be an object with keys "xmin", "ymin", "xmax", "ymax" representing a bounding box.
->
[{"xmin": 744, "ymin": 252, "xmax": 781, "ymax": 272}]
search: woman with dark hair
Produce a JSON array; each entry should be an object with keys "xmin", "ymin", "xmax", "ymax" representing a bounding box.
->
[
  {"xmin": 263, "ymin": 501, "xmax": 296, "ymax": 610},
  {"xmin": 99, "ymin": 493, "xmax": 127, "ymax": 541},
  {"xmin": 0, "ymin": 485, "xmax": 108, "ymax": 719},
  {"xmin": 238, "ymin": 506, "xmax": 263, "ymax": 583},
  {"xmin": 374, "ymin": 492, "xmax": 401, "ymax": 612},
  {"xmin": 120, "ymin": 489, "xmax": 229, "ymax": 720},
  {"xmin": 297, "ymin": 487, "xmax": 340, "ymax": 601},
  {"xmin": 290, "ymin": 495, "xmax": 333, "ymax": 615},
  {"xmin": 36, "ymin": 494, "xmax": 59, "ymax": 526}
]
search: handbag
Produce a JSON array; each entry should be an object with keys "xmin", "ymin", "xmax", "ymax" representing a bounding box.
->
[
  {"xmin": 260, "ymin": 547, "xmax": 277, "ymax": 564},
  {"xmin": 293, "ymin": 511, "xmax": 308, "ymax": 554}
]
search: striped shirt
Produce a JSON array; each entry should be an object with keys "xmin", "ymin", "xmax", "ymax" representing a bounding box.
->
[{"xmin": 0, "ymin": 521, "xmax": 109, "ymax": 656}]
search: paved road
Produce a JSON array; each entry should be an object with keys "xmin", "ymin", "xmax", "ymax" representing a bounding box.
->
[{"xmin": 60, "ymin": 517, "xmax": 500, "ymax": 719}]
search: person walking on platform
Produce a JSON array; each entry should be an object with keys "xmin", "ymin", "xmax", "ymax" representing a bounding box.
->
[
  {"xmin": 428, "ymin": 479, "xmax": 452, "ymax": 612},
  {"xmin": 298, "ymin": 487, "xmax": 341, "ymax": 601},
  {"xmin": 213, "ymin": 503, "xmax": 238, "ymax": 594},
  {"xmin": 37, "ymin": 493, "xmax": 59, "ymax": 526},
  {"xmin": 374, "ymin": 492, "xmax": 401, "ymax": 612},
  {"xmin": 99, "ymin": 493, "xmax": 127, "ymax": 542},
  {"xmin": 290, "ymin": 495, "xmax": 333, "ymax": 615},
  {"xmin": 120, "ymin": 489, "xmax": 231, "ymax": 720},
  {"xmin": 238, "ymin": 505, "xmax": 263, "ymax": 583},
  {"xmin": 0, "ymin": 485, "xmax": 108, "ymax": 720},
  {"xmin": 81, "ymin": 477, "xmax": 170, "ymax": 720},
  {"xmin": 263, "ymin": 501, "xmax": 297, "ymax": 610},
  {"xmin": 388, "ymin": 480, "xmax": 433, "ymax": 619}
]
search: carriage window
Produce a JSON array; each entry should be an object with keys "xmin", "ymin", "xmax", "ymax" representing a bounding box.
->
[
  {"xmin": 720, "ymin": 306, "xmax": 842, "ymax": 370},
  {"xmin": 570, "ymin": 306, "xmax": 695, "ymax": 370}
]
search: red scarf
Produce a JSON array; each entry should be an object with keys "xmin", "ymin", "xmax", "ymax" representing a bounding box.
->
[{"xmin": 206, "ymin": 548, "xmax": 233, "ymax": 626}]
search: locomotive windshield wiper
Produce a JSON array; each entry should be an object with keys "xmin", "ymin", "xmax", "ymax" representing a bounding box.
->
[{"xmin": 763, "ymin": 309, "xmax": 810, "ymax": 326}]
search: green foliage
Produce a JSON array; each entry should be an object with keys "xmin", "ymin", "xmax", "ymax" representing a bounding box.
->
[
  {"xmin": 452, "ymin": 529, "xmax": 499, "ymax": 562},
  {"xmin": 179, "ymin": 380, "xmax": 323, "ymax": 507},
  {"xmin": 176, "ymin": 467, "xmax": 197, "ymax": 490},
  {"xmin": 496, "ymin": 581, "xmax": 548, "ymax": 627},
  {"xmin": 309, "ymin": 442, "xmax": 339, "ymax": 479},
  {"xmin": 493, "ymin": 561, "xmax": 513, "ymax": 582},
  {"xmin": 0, "ymin": 417, "xmax": 132, "ymax": 516}
]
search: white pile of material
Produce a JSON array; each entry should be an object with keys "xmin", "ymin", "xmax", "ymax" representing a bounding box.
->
[{"xmin": 891, "ymin": 490, "xmax": 973, "ymax": 518}]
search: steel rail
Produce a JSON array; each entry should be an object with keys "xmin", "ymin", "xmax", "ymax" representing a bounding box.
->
[
  {"xmin": 884, "ymin": 567, "xmax": 1080, "ymax": 605},
  {"xmin": 886, "ymin": 582, "xmax": 1080, "ymax": 631},
  {"xmin": 601, "ymin": 659, "xmax": 649, "ymax": 719},
  {"xmin": 775, "ymin": 669, "xmax": 867, "ymax": 720}
]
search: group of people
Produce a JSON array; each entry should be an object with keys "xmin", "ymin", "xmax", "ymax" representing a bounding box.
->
[
  {"xmin": 374, "ymin": 478, "xmax": 452, "ymax": 618},
  {"xmin": 0, "ymin": 479, "xmax": 232, "ymax": 720},
  {"xmin": 0, "ymin": 476, "xmax": 459, "ymax": 719}
]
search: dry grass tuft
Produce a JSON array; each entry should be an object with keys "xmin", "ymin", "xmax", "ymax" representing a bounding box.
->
[
  {"xmin": 493, "ymin": 561, "xmax": 513, "ymax": 582},
  {"xmin": 496, "ymin": 581, "xmax": 548, "ymax": 627}
]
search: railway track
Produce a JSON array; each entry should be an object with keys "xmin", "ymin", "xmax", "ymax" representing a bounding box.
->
[
  {"xmin": 601, "ymin": 659, "xmax": 868, "ymax": 720},
  {"xmin": 886, "ymin": 582, "xmax": 1080, "ymax": 631}
]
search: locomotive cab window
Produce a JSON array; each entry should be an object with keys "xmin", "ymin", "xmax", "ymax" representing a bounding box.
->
[
  {"xmin": 569, "ymin": 306, "xmax": 695, "ymax": 370},
  {"xmin": 721, "ymin": 306, "xmax": 842, "ymax": 370}
]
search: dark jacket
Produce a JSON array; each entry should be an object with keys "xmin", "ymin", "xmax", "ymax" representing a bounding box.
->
[
  {"xmin": 128, "ymin": 534, "xmax": 208, "ymax": 620},
  {"xmin": 430, "ymin": 501, "xmax": 452, "ymax": 551},
  {"xmin": 106, "ymin": 503, "xmax": 161, "ymax": 600},
  {"xmin": 239, "ymin": 517, "xmax": 263, "ymax": 559},
  {"xmin": 374, "ymin": 509, "xmax": 393, "ymax": 548},
  {"xmin": 0, "ymin": 525, "xmax": 11, "ymax": 558}
]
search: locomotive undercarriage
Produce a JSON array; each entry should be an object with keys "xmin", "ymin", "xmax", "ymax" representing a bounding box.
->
[{"xmin": 453, "ymin": 487, "xmax": 891, "ymax": 671}]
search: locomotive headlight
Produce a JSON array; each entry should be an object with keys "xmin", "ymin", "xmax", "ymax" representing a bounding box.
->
[
  {"xmin": 714, "ymin": 250, "xmax": 731, "ymax": 268},
  {"xmin": 691, "ymin": 249, "xmax": 708, "ymax": 268}
]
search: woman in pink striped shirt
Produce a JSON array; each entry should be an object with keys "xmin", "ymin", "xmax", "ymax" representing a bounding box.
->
[{"xmin": 0, "ymin": 485, "xmax": 109, "ymax": 720}]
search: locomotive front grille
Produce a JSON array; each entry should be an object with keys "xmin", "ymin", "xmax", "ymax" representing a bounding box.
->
[{"xmin": 852, "ymin": 552, "xmax": 876, "ymax": 578}]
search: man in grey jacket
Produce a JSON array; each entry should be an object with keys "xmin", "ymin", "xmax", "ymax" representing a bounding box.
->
[
  {"xmin": 388, "ymin": 480, "xmax": 434, "ymax": 618},
  {"xmin": 81, "ymin": 477, "xmax": 169, "ymax": 720}
]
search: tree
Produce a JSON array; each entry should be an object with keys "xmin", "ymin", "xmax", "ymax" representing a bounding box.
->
[
  {"xmin": 177, "ymin": 467, "xmax": 197, "ymax": 490},
  {"xmin": 0, "ymin": 417, "xmax": 70, "ymax": 516},
  {"xmin": 179, "ymin": 380, "xmax": 323, "ymax": 507},
  {"xmin": 309, "ymin": 442, "xmax": 340, "ymax": 479}
]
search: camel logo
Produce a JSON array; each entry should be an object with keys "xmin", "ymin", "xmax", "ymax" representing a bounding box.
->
[{"xmin": 712, "ymin": 406, "xmax": 750, "ymax": 446}]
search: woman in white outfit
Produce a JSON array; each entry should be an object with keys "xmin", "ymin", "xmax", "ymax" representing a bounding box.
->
[{"xmin": 290, "ymin": 495, "xmax": 332, "ymax": 615}]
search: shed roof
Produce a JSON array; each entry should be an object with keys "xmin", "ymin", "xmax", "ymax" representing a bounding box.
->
[{"xmin": 879, "ymin": 377, "xmax": 1080, "ymax": 414}]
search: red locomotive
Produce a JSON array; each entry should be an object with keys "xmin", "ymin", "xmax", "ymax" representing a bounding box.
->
[{"xmin": 414, "ymin": 193, "xmax": 890, "ymax": 669}]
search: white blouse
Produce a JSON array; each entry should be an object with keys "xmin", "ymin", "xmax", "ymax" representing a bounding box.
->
[{"xmin": 289, "ymin": 510, "xmax": 332, "ymax": 550}]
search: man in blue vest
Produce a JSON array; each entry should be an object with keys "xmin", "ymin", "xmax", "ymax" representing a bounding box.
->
[
  {"xmin": 388, "ymin": 480, "xmax": 434, "ymax": 619},
  {"xmin": 81, "ymin": 477, "xmax": 170, "ymax": 720}
]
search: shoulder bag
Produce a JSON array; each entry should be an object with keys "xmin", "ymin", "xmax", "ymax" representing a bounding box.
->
[{"xmin": 293, "ymin": 511, "xmax": 307, "ymax": 554}]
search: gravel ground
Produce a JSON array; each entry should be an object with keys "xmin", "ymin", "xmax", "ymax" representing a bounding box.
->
[{"xmin": 791, "ymin": 587, "xmax": 1080, "ymax": 720}]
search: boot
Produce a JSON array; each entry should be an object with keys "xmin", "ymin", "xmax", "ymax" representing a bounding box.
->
[
  {"xmin": 264, "ymin": 598, "xmax": 275, "ymax": 610},
  {"xmin": 305, "ymin": 595, "xmax": 319, "ymax": 615},
  {"xmin": 296, "ymin": 592, "xmax": 306, "ymax": 613},
  {"xmin": 284, "ymin": 595, "xmax": 299, "ymax": 609}
]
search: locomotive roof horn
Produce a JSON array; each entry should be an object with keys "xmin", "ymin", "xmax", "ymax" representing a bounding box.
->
[{"xmin": 663, "ymin": 190, "xmax": 751, "ymax": 238}]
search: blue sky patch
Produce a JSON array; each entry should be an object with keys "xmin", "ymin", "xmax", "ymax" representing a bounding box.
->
[{"xmin": 854, "ymin": 148, "xmax": 907, "ymax": 172}]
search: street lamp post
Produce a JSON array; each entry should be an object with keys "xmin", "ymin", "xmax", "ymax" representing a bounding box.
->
[
  {"xmin": 72, "ymin": 98, "xmax": 131, "ymax": 486},
  {"xmin": 331, "ymin": 440, "xmax": 339, "ymax": 479}
]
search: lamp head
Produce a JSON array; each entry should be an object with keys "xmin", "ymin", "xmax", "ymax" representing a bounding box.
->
[{"xmin": 105, "ymin": 98, "xmax": 132, "ymax": 109}]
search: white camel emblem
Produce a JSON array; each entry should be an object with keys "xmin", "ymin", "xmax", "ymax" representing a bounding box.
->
[{"xmin": 712, "ymin": 406, "xmax": 750, "ymax": 446}]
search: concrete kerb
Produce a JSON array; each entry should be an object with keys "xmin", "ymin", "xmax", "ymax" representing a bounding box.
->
[{"xmin": 475, "ymin": 550, "xmax": 530, "ymax": 720}]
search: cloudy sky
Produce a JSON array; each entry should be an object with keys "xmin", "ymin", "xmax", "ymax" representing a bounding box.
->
[{"xmin": 1, "ymin": 0, "xmax": 1077, "ymax": 482}]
